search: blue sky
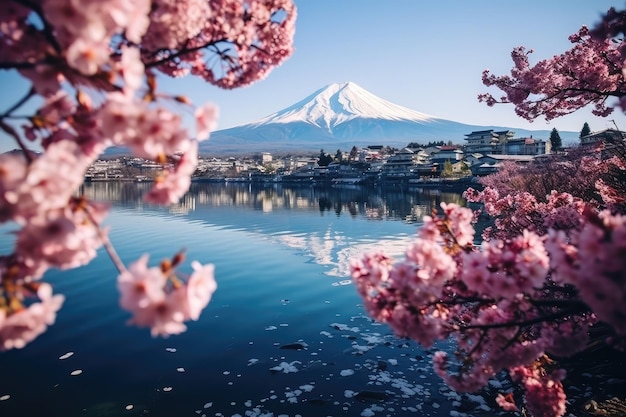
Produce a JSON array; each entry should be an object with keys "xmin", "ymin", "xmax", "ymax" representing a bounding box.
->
[{"xmin": 1, "ymin": 1, "xmax": 625, "ymax": 153}]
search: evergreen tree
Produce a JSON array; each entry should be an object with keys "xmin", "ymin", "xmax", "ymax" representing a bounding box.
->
[
  {"xmin": 317, "ymin": 149, "xmax": 333, "ymax": 166},
  {"xmin": 349, "ymin": 146, "xmax": 359, "ymax": 161},
  {"xmin": 579, "ymin": 122, "xmax": 591, "ymax": 140},
  {"xmin": 549, "ymin": 127, "xmax": 562, "ymax": 151},
  {"xmin": 334, "ymin": 149, "xmax": 343, "ymax": 162}
]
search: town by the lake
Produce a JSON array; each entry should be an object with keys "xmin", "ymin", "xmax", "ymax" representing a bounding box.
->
[{"xmin": 85, "ymin": 128, "xmax": 621, "ymax": 190}]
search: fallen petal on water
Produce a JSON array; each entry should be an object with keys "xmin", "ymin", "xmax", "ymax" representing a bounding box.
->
[
  {"xmin": 70, "ymin": 370, "xmax": 82, "ymax": 376},
  {"xmin": 59, "ymin": 352, "xmax": 74, "ymax": 360}
]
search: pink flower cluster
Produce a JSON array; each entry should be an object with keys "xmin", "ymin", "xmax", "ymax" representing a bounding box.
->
[
  {"xmin": 351, "ymin": 8, "xmax": 626, "ymax": 416},
  {"xmin": 351, "ymin": 200, "xmax": 626, "ymax": 417},
  {"xmin": 464, "ymin": 186, "xmax": 586, "ymax": 241},
  {"xmin": 0, "ymin": 282, "xmax": 65, "ymax": 351},
  {"xmin": 117, "ymin": 254, "xmax": 216, "ymax": 337},
  {"xmin": 1, "ymin": 0, "xmax": 296, "ymax": 349},
  {"xmin": 547, "ymin": 210, "xmax": 626, "ymax": 336},
  {"xmin": 479, "ymin": 25, "xmax": 624, "ymax": 121},
  {"xmin": 510, "ymin": 366, "xmax": 567, "ymax": 417}
]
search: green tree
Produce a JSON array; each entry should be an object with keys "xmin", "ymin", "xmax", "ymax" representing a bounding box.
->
[
  {"xmin": 317, "ymin": 149, "xmax": 333, "ymax": 166},
  {"xmin": 549, "ymin": 127, "xmax": 562, "ymax": 151},
  {"xmin": 579, "ymin": 122, "xmax": 591, "ymax": 140},
  {"xmin": 349, "ymin": 146, "xmax": 359, "ymax": 161},
  {"xmin": 262, "ymin": 163, "xmax": 276, "ymax": 174},
  {"xmin": 334, "ymin": 149, "xmax": 343, "ymax": 163},
  {"xmin": 441, "ymin": 159, "xmax": 454, "ymax": 178}
]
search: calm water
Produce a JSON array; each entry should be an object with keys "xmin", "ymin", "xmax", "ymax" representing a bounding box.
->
[{"xmin": 0, "ymin": 182, "xmax": 499, "ymax": 417}]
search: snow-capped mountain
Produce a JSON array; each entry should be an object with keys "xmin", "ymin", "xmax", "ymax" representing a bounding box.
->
[
  {"xmin": 200, "ymin": 82, "xmax": 574, "ymax": 154},
  {"xmin": 252, "ymin": 81, "xmax": 435, "ymax": 130}
]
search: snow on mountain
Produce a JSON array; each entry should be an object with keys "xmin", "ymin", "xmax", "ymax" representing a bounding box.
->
[
  {"xmin": 251, "ymin": 81, "xmax": 435, "ymax": 131},
  {"xmin": 199, "ymin": 82, "xmax": 576, "ymax": 154}
]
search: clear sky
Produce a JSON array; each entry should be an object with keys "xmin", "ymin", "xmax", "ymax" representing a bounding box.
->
[{"xmin": 1, "ymin": 1, "xmax": 625, "ymax": 153}]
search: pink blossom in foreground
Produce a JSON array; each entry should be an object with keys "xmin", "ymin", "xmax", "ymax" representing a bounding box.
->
[
  {"xmin": 2, "ymin": 140, "xmax": 94, "ymax": 223},
  {"xmin": 510, "ymin": 366, "xmax": 567, "ymax": 417},
  {"xmin": 144, "ymin": 141, "xmax": 198, "ymax": 205},
  {"xmin": 195, "ymin": 102, "xmax": 219, "ymax": 141},
  {"xmin": 564, "ymin": 211, "xmax": 626, "ymax": 335},
  {"xmin": 1, "ymin": 0, "xmax": 295, "ymax": 351},
  {"xmin": 496, "ymin": 393, "xmax": 518, "ymax": 412},
  {"xmin": 351, "ymin": 199, "xmax": 625, "ymax": 417},
  {"xmin": 183, "ymin": 261, "xmax": 217, "ymax": 321},
  {"xmin": 116, "ymin": 45, "xmax": 145, "ymax": 93},
  {"xmin": 440, "ymin": 202, "xmax": 475, "ymax": 247},
  {"xmin": 16, "ymin": 204, "xmax": 107, "ymax": 273},
  {"xmin": 99, "ymin": 93, "xmax": 192, "ymax": 160},
  {"xmin": 117, "ymin": 255, "xmax": 168, "ymax": 312},
  {"xmin": 0, "ymin": 283, "xmax": 65, "ymax": 351},
  {"xmin": 117, "ymin": 253, "xmax": 216, "ymax": 337},
  {"xmin": 0, "ymin": 152, "xmax": 28, "ymax": 222}
]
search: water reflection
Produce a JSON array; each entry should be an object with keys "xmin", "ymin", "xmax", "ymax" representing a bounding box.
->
[
  {"xmin": 1, "ymin": 182, "xmax": 489, "ymax": 417},
  {"xmin": 80, "ymin": 181, "xmax": 467, "ymax": 223}
]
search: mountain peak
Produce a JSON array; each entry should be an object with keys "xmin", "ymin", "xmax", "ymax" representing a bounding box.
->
[
  {"xmin": 203, "ymin": 81, "xmax": 577, "ymax": 154},
  {"xmin": 251, "ymin": 81, "xmax": 436, "ymax": 132}
]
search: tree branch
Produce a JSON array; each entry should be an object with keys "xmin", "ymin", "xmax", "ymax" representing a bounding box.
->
[
  {"xmin": 0, "ymin": 119, "xmax": 34, "ymax": 163},
  {"xmin": 144, "ymin": 38, "xmax": 229, "ymax": 69},
  {"xmin": 1, "ymin": 86, "xmax": 36, "ymax": 119},
  {"xmin": 462, "ymin": 306, "xmax": 584, "ymax": 331},
  {"xmin": 14, "ymin": 0, "xmax": 62, "ymax": 54}
]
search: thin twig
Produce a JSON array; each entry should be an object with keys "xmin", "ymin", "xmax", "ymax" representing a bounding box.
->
[
  {"xmin": 0, "ymin": 119, "xmax": 34, "ymax": 163},
  {"xmin": 462, "ymin": 306, "xmax": 582, "ymax": 330},
  {"xmin": 83, "ymin": 200, "xmax": 127, "ymax": 274},
  {"xmin": 1, "ymin": 86, "xmax": 36, "ymax": 119}
]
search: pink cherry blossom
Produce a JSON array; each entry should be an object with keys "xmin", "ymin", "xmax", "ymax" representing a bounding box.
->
[
  {"xmin": 480, "ymin": 26, "xmax": 624, "ymax": 121},
  {"xmin": 117, "ymin": 255, "xmax": 168, "ymax": 313},
  {"xmin": 0, "ymin": 284, "xmax": 65, "ymax": 351},
  {"xmin": 116, "ymin": 45, "xmax": 145, "ymax": 93},
  {"xmin": 142, "ymin": 0, "xmax": 211, "ymax": 51},
  {"xmin": 1, "ymin": 0, "xmax": 296, "ymax": 352},
  {"xmin": 3, "ymin": 140, "xmax": 94, "ymax": 223},
  {"xmin": 65, "ymin": 37, "xmax": 110, "ymax": 75},
  {"xmin": 16, "ymin": 204, "xmax": 106, "ymax": 273},
  {"xmin": 127, "ymin": 292, "xmax": 188, "ymax": 338},
  {"xmin": 117, "ymin": 253, "xmax": 217, "ymax": 337},
  {"xmin": 183, "ymin": 261, "xmax": 217, "ymax": 321},
  {"xmin": 195, "ymin": 103, "xmax": 219, "ymax": 141},
  {"xmin": 144, "ymin": 141, "xmax": 198, "ymax": 205},
  {"xmin": 495, "ymin": 393, "xmax": 518, "ymax": 412}
]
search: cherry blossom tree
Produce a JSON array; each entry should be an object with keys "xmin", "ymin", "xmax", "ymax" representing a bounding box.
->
[
  {"xmin": 0, "ymin": 0, "xmax": 296, "ymax": 349},
  {"xmin": 353, "ymin": 6, "xmax": 626, "ymax": 417},
  {"xmin": 478, "ymin": 20, "xmax": 625, "ymax": 121}
]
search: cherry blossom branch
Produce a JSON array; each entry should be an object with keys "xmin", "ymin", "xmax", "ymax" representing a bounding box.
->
[
  {"xmin": 144, "ymin": 39, "xmax": 228, "ymax": 69},
  {"xmin": 0, "ymin": 119, "xmax": 34, "ymax": 163},
  {"xmin": 1, "ymin": 86, "xmax": 35, "ymax": 119},
  {"xmin": 462, "ymin": 307, "xmax": 582, "ymax": 331},
  {"xmin": 81, "ymin": 200, "xmax": 127, "ymax": 274},
  {"xmin": 14, "ymin": 0, "xmax": 62, "ymax": 54},
  {"xmin": 0, "ymin": 61, "xmax": 40, "ymax": 70}
]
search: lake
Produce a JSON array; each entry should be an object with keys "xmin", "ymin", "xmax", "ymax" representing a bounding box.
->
[{"xmin": 0, "ymin": 182, "xmax": 500, "ymax": 417}]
